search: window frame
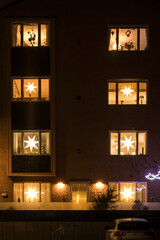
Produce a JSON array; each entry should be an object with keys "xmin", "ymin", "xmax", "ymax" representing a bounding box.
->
[
  {"xmin": 12, "ymin": 77, "xmax": 50, "ymax": 101},
  {"xmin": 69, "ymin": 181, "xmax": 90, "ymax": 202},
  {"xmin": 12, "ymin": 22, "xmax": 50, "ymax": 47},
  {"xmin": 110, "ymin": 130, "xmax": 147, "ymax": 156},
  {"xmin": 108, "ymin": 79, "xmax": 148, "ymax": 105},
  {"xmin": 12, "ymin": 130, "xmax": 51, "ymax": 155},
  {"xmin": 108, "ymin": 26, "xmax": 149, "ymax": 51},
  {"xmin": 13, "ymin": 182, "xmax": 51, "ymax": 202},
  {"xmin": 108, "ymin": 181, "xmax": 147, "ymax": 202}
]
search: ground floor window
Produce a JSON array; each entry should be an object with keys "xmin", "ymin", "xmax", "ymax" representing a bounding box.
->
[
  {"xmin": 70, "ymin": 182, "xmax": 89, "ymax": 203},
  {"xmin": 109, "ymin": 182, "xmax": 147, "ymax": 202},
  {"xmin": 13, "ymin": 182, "xmax": 51, "ymax": 202}
]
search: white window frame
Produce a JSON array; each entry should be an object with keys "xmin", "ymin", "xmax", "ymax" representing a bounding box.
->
[
  {"xmin": 108, "ymin": 79, "xmax": 148, "ymax": 105},
  {"xmin": 12, "ymin": 130, "xmax": 51, "ymax": 155},
  {"xmin": 110, "ymin": 130, "xmax": 147, "ymax": 155}
]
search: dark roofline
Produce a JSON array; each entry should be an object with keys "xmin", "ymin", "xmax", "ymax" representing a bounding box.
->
[{"xmin": 0, "ymin": 0, "xmax": 23, "ymax": 12}]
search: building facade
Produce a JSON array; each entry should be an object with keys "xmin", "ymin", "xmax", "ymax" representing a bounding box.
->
[{"xmin": 0, "ymin": 0, "xmax": 160, "ymax": 207}]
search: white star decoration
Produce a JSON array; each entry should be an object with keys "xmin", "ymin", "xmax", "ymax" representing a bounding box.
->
[
  {"xmin": 25, "ymin": 187, "xmax": 39, "ymax": 201},
  {"xmin": 24, "ymin": 135, "xmax": 39, "ymax": 152},
  {"xmin": 120, "ymin": 187, "xmax": 135, "ymax": 202},
  {"xmin": 121, "ymin": 86, "xmax": 134, "ymax": 97},
  {"xmin": 25, "ymin": 82, "xmax": 37, "ymax": 95},
  {"xmin": 121, "ymin": 136, "xmax": 135, "ymax": 152}
]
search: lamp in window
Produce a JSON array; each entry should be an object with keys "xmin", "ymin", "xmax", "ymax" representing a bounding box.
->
[
  {"xmin": 121, "ymin": 86, "xmax": 134, "ymax": 97},
  {"xmin": 121, "ymin": 136, "xmax": 135, "ymax": 152},
  {"xmin": 24, "ymin": 135, "xmax": 39, "ymax": 152},
  {"xmin": 25, "ymin": 186, "xmax": 39, "ymax": 201},
  {"xmin": 25, "ymin": 81, "xmax": 37, "ymax": 97},
  {"xmin": 120, "ymin": 186, "xmax": 135, "ymax": 202}
]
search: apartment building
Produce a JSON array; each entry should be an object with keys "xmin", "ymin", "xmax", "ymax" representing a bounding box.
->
[{"xmin": 0, "ymin": 0, "xmax": 159, "ymax": 207}]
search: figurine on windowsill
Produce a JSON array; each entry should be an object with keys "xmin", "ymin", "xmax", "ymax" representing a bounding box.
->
[{"xmin": 120, "ymin": 41, "xmax": 134, "ymax": 51}]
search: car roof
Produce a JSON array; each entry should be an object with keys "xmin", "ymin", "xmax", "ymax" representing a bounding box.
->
[{"xmin": 114, "ymin": 218, "xmax": 148, "ymax": 223}]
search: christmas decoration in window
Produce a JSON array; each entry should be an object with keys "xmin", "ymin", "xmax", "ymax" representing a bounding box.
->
[
  {"xmin": 109, "ymin": 27, "xmax": 148, "ymax": 51},
  {"xmin": 110, "ymin": 131, "xmax": 146, "ymax": 155},
  {"xmin": 12, "ymin": 23, "xmax": 49, "ymax": 47},
  {"xmin": 108, "ymin": 80, "xmax": 147, "ymax": 105}
]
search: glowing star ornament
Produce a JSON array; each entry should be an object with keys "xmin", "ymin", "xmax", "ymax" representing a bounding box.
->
[
  {"xmin": 120, "ymin": 187, "xmax": 135, "ymax": 202},
  {"xmin": 121, "ymin": 136, "xmax": 135, "ymax": 152},
  {"xmin": 25, "ymin": 82, "xmax": 37, "ymax": 95},
  {"xmin": 24, "ymin": 135, "xmax": 39, "ymax": 152},
  {"xmin": 121, "ymin": 86, "xmax": 134, "ymax": 97},
  {"xmin": 25, "ymin": 186, "xmax": 39, "ymax": 201}
]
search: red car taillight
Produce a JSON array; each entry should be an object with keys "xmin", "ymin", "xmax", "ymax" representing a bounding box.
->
[
  {"xmin": 145, "ymin": 229, "xmax": 154, "ymax": 236},
  {"xmin": 114, "ymin": 231, "xmax": 126, "ymax": 236}
]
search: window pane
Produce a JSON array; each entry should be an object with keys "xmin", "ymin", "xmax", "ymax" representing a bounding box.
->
[
  {"xmin": 24, "ymin": 79, "xmax": 39, "ymax": 99},
  {"xmin": 23, "ymin": 132, "xmax": 39, "ymax": 154},
  {"xmin": 118, "ymin": 82, "xmax": 137, "ymax": 105},
  {"xmin": 109, "ymin": 28, "xmax": 117, "ymax": 50},
  {"xmin": 120, "ymin": 182, "xmax": 136, "ymax": 202},
  {"xmin": 110, "ymin": 133, "xmax": 118, "ymax": 155},
  {"xmin": 23, "ymin": 23, "xmax": 38, "ymax": 46},
  {"xmin": 13, "ymin": 79, "xmax": 21, "ymax": 99},
  {"xmin": 71, "ymin": 184, "xmax": 87, "ymax": 203},
  {"xmin": 109, "ymin": 182, "xmax": 118, "ymax": 201},
  {"xmin": 119, "ymin": 28, "xmax": 137, "ymax": 51},
  {"xmin": 140, "ymin": 28, "xmax": 148, "ymax": 51},
  {"xmin": 138, "ymin": 132, "xmax": 146, "ymax": 155},
  {"xmin": 108, "ymin": 82, "xmax": 116, "ymax": 104},
  {"xmin": 12, "ymin": 24, "xmax": 21, "ymax": 46},
  {"xmin": 41, "ymin": 132, "xmax": 50, "ymax": 154},
  {"xmin": 41, "ymin": 79, "xmax": 49, "ymax": 100},
  {"xmin": 136, "ymin": 183, "xmax": 147, "ymax": 202},
  {"xmin": 120, "ymin": 132, "xmax": 136, "ymax": 155},
  {"xmin": 13, "ymin": 132, "xmax": 22, "ymax": 154},
  {"xmin": 41, "ymin": 24, "xmax": 49, "ymax": 46},
  {"xmin": 41, "ymin": 183, "xmax": 51, "ymax": 202},
  {"xmin": 13, "ymin": 183, "xmax": 23, "ymax": 202},
  {"xmin": 24, "ymin": 183, "xmax": 40, "ymax": 202},
  {"xmin": 139, "ymin": 82, "xmax": 147, "ymax": 104}
]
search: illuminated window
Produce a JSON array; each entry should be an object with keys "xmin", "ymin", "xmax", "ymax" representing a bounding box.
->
[
  {"xmin": 13, "ymin": 182, "xmax": 51, "ymax": 202},
  {"xmin": 12, "ymin": 23, "xmax": 49, "ymax": 47},
  {"xmin": 108, "ymin": 80, "xmax": 147, "ymax": 105},
  {"xmin": 110, "ymin": 131, "xmax": 146, "ymax": 155},
  {"xmin": 12, "ymin": 78, "xmax": 49, "ymax": 101},
  {"xmin": 109, "ymin": 182, "xmax": 147, "ymax": 202},
  {"xmin": 70, "ymin": 183, "xmax": 88, "ymax": 203},
  {"xmin": 109, "ymin": 27, "xmax": 148, "ymax": 51},
  {"xmin": 13, "ymin": 131, "xmax": 50, "ymax": 155}
]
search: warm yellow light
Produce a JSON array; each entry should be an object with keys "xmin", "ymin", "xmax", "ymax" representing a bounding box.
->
[
  {"xmin": 121, "ymin": 136, "xmax": 135, "ymax": 152},
  {"xmin": 113, "ymin": 43, "xmax": 117, "ymax": 50},
  {"xmin": 76, "ymin": 194, "xmax": 79, "ymax": 203},
  {"xmin": 25, "ymin": 186, "xmax": 39, "ymax": 201},
  {"xmin": 24, "ymin": 135, "xmax": 39, "ymax": 152},
  {"xmin": 120, "ymin": 186, "xmax": 135, "ymax": 202},
  {"xmin": 57, "ymin": 182, "xmax": 64, "ymax": 189},
  {"xmin": 121, "ymin": 86, "xmax": 134, "ymax": 97},
  {"xmin": 25, "ymin": 82, "xmax": 37, "ymax": 95},
  {"xmin": 96, "ymin": 182, "xmax": 104, "ymax": 188}
]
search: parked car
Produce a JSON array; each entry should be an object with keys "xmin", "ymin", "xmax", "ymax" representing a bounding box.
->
[{"xmin": 105, "ymin": 218, "xmax": 154, "ymax": 240}]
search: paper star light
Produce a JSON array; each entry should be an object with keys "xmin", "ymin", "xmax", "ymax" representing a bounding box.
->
[
  {"xmin": 120, "ymin": 186, "xmax": 135, "ymax": 202},
  {"xmin": 121, "ymin": 135, "xmax": 135, "ymax": 152},
  {"xmin": 24, "ymin": 135, "xmax": 39, "ymax": 152},
  {"xmin": 25, "ymin": 186, "xmax": 39, "ymax": 201},
  {"xmin": 25, "ymin": 82, "xmax": 37, "ymax": 95},
  {"xmin": 121, "ymin": 86, "xmax": 134, "ymax": 97}
]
